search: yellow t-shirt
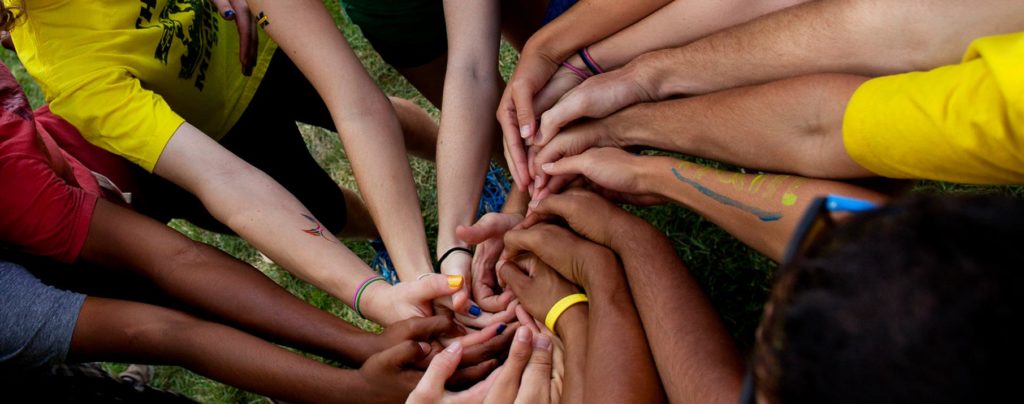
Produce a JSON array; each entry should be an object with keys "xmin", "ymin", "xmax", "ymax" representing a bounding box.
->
[
  {"xmin": 8, "ymin": 0, "xmax": 277, "ymax": 171},
  {"xmin": 843, "ymin": 32, "xmax": 1024, "ymax": 185}
]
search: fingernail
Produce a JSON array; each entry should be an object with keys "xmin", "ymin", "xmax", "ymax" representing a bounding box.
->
[
  {"xmin": 469, "ymin": 305, "xmax": 482, "ymax": 317},
  {"xmin": 222, "ymin": 9, "xmax": 236, "ymax": 19},
  {"xmin": 542, "ymin": 163, "xmax": 554, "ymax": 173},
  {"xmin": 496, "ymin": 323, "xmax": 508, "ymax": 335},
  {"xmin": 529, "ymin": 200, "xmax": 540, "ymax": 209},
  {"xmin": 418, "ymin": 342, "xmax": 432, "ymax": 354},
  {"xmin": 447, "ymin": 275, "xmax": 464, "ymax": 289},
  {"xmin": 446, "ymin": 341, "xmax": 462, "ymax": 353},
  {"xmin": 534, "ymin": 175, "xmax": 542, "ymax": 186},
  {"xmin": 520, "ymin": 124, "xmax": 532, "ymax": 139},
  {"xmin": 534, "ymin": 335, "xmax": 552, "ymax": 350},
  {"xmin": 516, "ymin": 326, "xmax": 531, "ymax": 342},
  {"xmin": 496, "ymin": 259, "xmax": 507, "ymax": 270}
]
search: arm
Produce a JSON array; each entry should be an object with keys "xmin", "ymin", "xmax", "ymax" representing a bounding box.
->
[
  {"xmin": 535, "ymin": 73, "xmax": 873, "ymax": 181},
  {"xmin": 538, "ymin": 0, "xmax": 1024, "ymax": 139},
  {"xmin": 522, "ymin": 190, "xmax": 744, "ymax": 403},
  {"xmin": 540, "ymin": 148, "xmax": 887, "ymax": 261},
  {"xmin": 241, "ymin": 0, "xmax": 433, "ymax": 281},
  {"xmin": 435, "ymin": 0, "xmax": 504, "ymax": 312},
  {"xmin": 70, "ymin": 297, "xmax": 431, "ymax": 403},
  {"xmin": 499, "ymin": 0, "xmax": 673, "ymax": 190}
]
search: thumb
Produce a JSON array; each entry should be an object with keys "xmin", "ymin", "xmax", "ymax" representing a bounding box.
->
[
  {"xmin": 411, "ymin": 274, "xmax": 464, "ymax": 303},
  {"xmin": 419, "ymin": 342, "xmax": 464, "ymax": 393},
  {"xmin": 540, "ymin": 152, "xmax": 590, "ymax": 177},
  {"xmin": 457, "ymin": 213, "xmax": 520, "ymax": 244},
  {"xmin": 513, "ymin": 84, "xmax": 538, "ymax": 141},
  {"xmin": 399, "ymin": 315, "xmax": 460, "ymax": 341}
]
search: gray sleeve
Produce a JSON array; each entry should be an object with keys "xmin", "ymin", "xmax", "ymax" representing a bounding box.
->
[{"xmin": 1, "ymin": 261, "xmax": 87, "ymax": 369}]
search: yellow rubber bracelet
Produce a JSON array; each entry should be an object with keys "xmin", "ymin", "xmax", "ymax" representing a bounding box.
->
[{"xmin": 545, "ymin": 293, "xmax": 589, "ymax": 333}]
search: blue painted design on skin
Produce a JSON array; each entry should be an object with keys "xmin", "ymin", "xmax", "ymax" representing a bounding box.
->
[{"xmin": 672, "ymin": 168, "xmax": 783, "ymax": 222}]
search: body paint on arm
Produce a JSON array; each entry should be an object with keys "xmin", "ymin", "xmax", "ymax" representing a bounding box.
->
[
  {"xmin": 671, "ymin": 162, "xmax": 784, "ymax": 222},
  {"xmin": 301, "ymin": 214, "xmax": 338, "ymax": 242}
]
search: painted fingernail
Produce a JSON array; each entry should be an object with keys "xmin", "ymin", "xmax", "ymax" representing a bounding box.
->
[
  {"xmin": 222, "ymin": 9, "xmax": 236, "ymax": 19},
  {"xmin": 446, "ymin": 341, "xmax": 462, "ymax": 353},
  {"xmin": 542, "ymin": 163, "xmax": 554, "ymax": 173},
  {"xmin": 534, "ymin": 334, "xmax": 552, "ymax": 350},
  {"xmin": 447, "ymin": 275, "xmax": 464, "ymax": 289},
  {"xmin": 496, "ymin": 323, "xmax": 508, "ymax": 335},
  {"xmin": 520, "ymin": 124, "xmax": 532, "ymax": 139},
  {"xmin": 516, "ymin": 326, "xmax": 531, "ymax": 342},
  {"xmin": 469, "ymin": 305, "xmax": 482, "ymax": 317}
]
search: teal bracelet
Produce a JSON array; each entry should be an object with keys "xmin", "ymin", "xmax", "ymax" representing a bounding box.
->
[{"xmin": 354, "ymin": 276, "xmax": 386, "ymax": 318}]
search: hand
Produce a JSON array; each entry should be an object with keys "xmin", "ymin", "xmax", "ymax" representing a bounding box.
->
[
  {"xmin": 526, "ymin": 113, "xmax": 629, "ymax": 198},
  {"xmin": 406, "ymin": 341, "xmax": 503, "ymax": 404},
  {"xmin": 363, "ymin": 274, "xmax": 464, "ymax": 326},
  {"xmin": 358, "ymin": 341, "xmax": 434, "ymax": 403},
  {"xmin": 520, "ymin": 189, "xmax": 654, "ymax": 250},
  {"xmin": 456, "ymin": 213, "xmax": 524, "ymax": 311},
  {"xmin": 537, "ymin": 63, "xmax": 659, "ymax": 150},
  {"xmin": 210, "ymin": 0, "xmax": 258, "ymax": 75},
  {"xmin": 500, "ymin": 223, "xmax": 620, "ymax": 298},
  {"xmin": 532, "ymin": 64, "xmax": 587, "ymax": 119},
  {"xmin": 536, "ymin": 148, "xmax": 668, "ymax": 206},
  {"xmin": 483, "ymin": 327, "xmax": 557, "ymax": 404},
  {"xmin": 497, "ymin": 256, "xmax": 583, "ymax": 326},
  {"xmin": 498, "ymin": 46, "xmax": 563, "ymax": 192}
]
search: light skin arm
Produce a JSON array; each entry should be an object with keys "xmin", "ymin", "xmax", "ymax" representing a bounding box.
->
[
  {"xmin": 539, "ymin": 148, "xmax": 887, "ymax": 261},
  {"xmin": 232, "ymin": 0, "xmax": 434, "ymax": 281},
  {"xmin": 154, "ymin": 124, "xmax": 455, "ymax": 326},
  {"xmin": 499, "ymin": 0, "xmax": 673, "ymax": 190},
  {"xmin": 538, "ymin": 0, "xmax": 1024, "ymax": 139},
  {"xmin": 533, "ymin": 73, "xmax": 874, "ymax": 188},
  {"xmin": 520, "ymin": 190, "xmax": 744, "ymax": 404},
  {"xmin": 436, "ymin": 0, "xmax": 504, "ymax": 313}
]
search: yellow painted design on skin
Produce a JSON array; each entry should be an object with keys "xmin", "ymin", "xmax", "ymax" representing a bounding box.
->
[
  {"xmin": 782, "ymin": 192, "xmax": 799, "ymax": 206},
  {"xmin": 749, "ymin": 175, "xmax": 766, "ymax": 193}
]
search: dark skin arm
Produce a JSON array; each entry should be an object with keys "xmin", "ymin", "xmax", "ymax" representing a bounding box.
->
[
  {"xmin": 517, "ymin": 189, "xmax": 744, "ymax": 404},
  {"xmin": 78, "ymin": 198, "xmax": 513, "ymax": 369},
  {"xmin": 500, "ymin": 229, "xmax": 665, "ymax": 403},
  {"xmin": 70, "ymin": 297, "xmax": 470, "ymax": 403}
]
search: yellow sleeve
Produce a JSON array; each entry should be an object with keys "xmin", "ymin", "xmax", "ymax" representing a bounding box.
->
[
  {"xmin": 842, "ymin": 37, "xmax": 1024, "ymax": 185},
  {"xmin": 47, "ymin": 67, "xmax": 186, "ymax": 172}
]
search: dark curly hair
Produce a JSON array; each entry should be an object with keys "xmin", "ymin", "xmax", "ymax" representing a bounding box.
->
[
  {"xmin": 1, "ymin": 2, "xmax": 19, "ymax": 32},
  {"xmin": 754, "ymin": 193, "xmax": 1024, "ymax": 404}
]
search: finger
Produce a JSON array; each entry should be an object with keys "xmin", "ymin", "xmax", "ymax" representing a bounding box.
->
[
  {"xmin": 486, "ymin": 327, "xmax": 534, "ymax": 403},
  {"xmin": 538, "ymin": 87, "xmax": 588, "ymax": 145},
  {"xmin": 379, "ymin": 340, "xmax": 433, "ymax": 370},
  {"xmin": 461, "ymin": 322, "xmax": 519, "ymax": 365},
  {"xmin": 447, "ymin": 359, "xmax": 499, "ymax": 392},
  {"xmin": 413, "ymin": 341, "xmax": 464, "ymax": 398},
  {"xmin": 230, "ymin": 2, "xmax": 254, "ymax": 76},
  {"xmin": 516, "ymin": 301, "xmax": 542, "ymax": 335},
  {"xmin": 476, "ymin": 290, "xmax": 514, "ymax": 313},
  {"xmin": 399, "ymin": 315, "xmax": 461, "ymax": 341},
  {"xmin": 454, "ymin": 364, "xmax": 504, "ymax": 403},
  {"xmin": 514, "ymin": 334, "xmax": 554, "ymax": 404},
  {"xmin": 501, "ymin": 225, "xmax": 574, "ymax": 271},
  {"xmin": 511, "ymin": 82, "xmax": 538, "ymax": 143},
  {"xmin": 246, "ymin": 5, "xmax": 259, "ymax": 75},
  {"xmin": 210, "ymin": 0, "xmax": 237, "ymax": 19},
  {"xmin": 457, "ymin": 213, "xmax": 521, "ymax": 244},
  {"xmin": 499, "ymin": 97, "xmax": 530, "ymax": 191}
]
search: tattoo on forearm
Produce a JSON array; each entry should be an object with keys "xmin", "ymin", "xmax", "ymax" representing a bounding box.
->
[
  {"xmin": 301, "ymin": 214, "xmax": 336, "ymax": 242},
  {"xmin": 672, "ymin": 162, "xmax": 808, "ymax": 222}
]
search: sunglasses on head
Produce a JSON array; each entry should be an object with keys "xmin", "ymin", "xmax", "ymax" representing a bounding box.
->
[{"xmin": 740, "ymin": 194, "xmax": 879, "ymax": 404}]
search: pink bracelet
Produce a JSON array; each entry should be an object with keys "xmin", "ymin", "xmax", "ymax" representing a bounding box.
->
[
  {"xmin": 561, "ymin": 61, "xmax": 591, "ymax": 81},
  {"xmin": 579, "ymin": 47, "xmax": 605, "ymax": 75}
]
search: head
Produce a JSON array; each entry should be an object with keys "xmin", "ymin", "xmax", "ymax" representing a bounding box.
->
[
  {"xmin": 1, "ymin": 2, "xmax": 17, "ymax": 32},
  {"xmin": 754, "ymin": 193, "xmax": 1023, "ymax": 404}
]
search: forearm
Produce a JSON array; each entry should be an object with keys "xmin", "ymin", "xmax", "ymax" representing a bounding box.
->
[
  {"xmin": 553, "ymin": 306, "xmax": 589, "ymax": 404},
  {"xmin": 618, "ymin": 73, "xmax": 871, "ymax": 178},
  {"xmin": 584, "ymin": 274, "xmax": 665, "ymax": 404},
  {"xmin": 575, "ymin": 0, "xmax": 808, "ymax": 71},
  {"xmin": 608, "ymin": 228, "xmax": 743, "ymax": 404},
  {"xmin": 641, "ymin": 0, "xmax": 1024, "ymax": 96},
  {"xmin": 525, "ymin": 0, "xmax": 672, "ymax": 63},
  {"xmin": 82, "ymin": 200, "xmax": 381, "ymax": 364},
  {"xmin": 437, "ymin": 0, "xmax": 503, "ymax": 255},
  {"xmin": 70, "ymin": 297, "xmax": 367, "ymax": 403},
  {"xmin": 638, "ymin": 156, "xmax": 886, "ymax": 261},
  {"xmin": 253, "ymin": 0, "xmax": 432, "ymax": 279}
]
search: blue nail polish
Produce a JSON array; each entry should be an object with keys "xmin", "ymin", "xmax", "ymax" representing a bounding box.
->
[
  {"xmin": 222, "ymin": 9, "xmax": 236, "ymax": 19},
  {"xmin": 469, "ymin": 305, "xmax": 482, "ymax": 317},
  {"xmin": 496, "ymin": 323, "xmax": 508, "ymax": 335}
]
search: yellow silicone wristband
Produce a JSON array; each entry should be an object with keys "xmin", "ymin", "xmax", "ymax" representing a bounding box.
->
[{"xmin": 545, "ymin": 293, "xmax": 589, "ymax": 333}]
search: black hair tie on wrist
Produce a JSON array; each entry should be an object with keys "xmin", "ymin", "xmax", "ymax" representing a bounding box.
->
[{"xmin": 435, "ymin": 247, "xmax": 474, "ymax": 273}]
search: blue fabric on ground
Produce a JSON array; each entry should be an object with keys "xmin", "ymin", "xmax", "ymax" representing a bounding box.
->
[{"xmin": 543, "ymin": 0, "xmax": 579, "ymax": 25}]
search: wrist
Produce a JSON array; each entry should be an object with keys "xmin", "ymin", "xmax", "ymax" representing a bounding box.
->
[
  {"xmin": 554, "ymin": 304, "xmax": 589, "ymax": 341},
  {"xmin": 631, "ymin": 51, "xmax": 677, "ymax": 100},
  {"xmin": 359, "ymin": 280, "xmax": 392, "ymax": 324}
]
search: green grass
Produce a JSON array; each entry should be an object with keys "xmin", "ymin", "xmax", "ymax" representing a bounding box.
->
[{"xmin": 3, "ymin": 3, "xmax": 1021, "ymax": 402}]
